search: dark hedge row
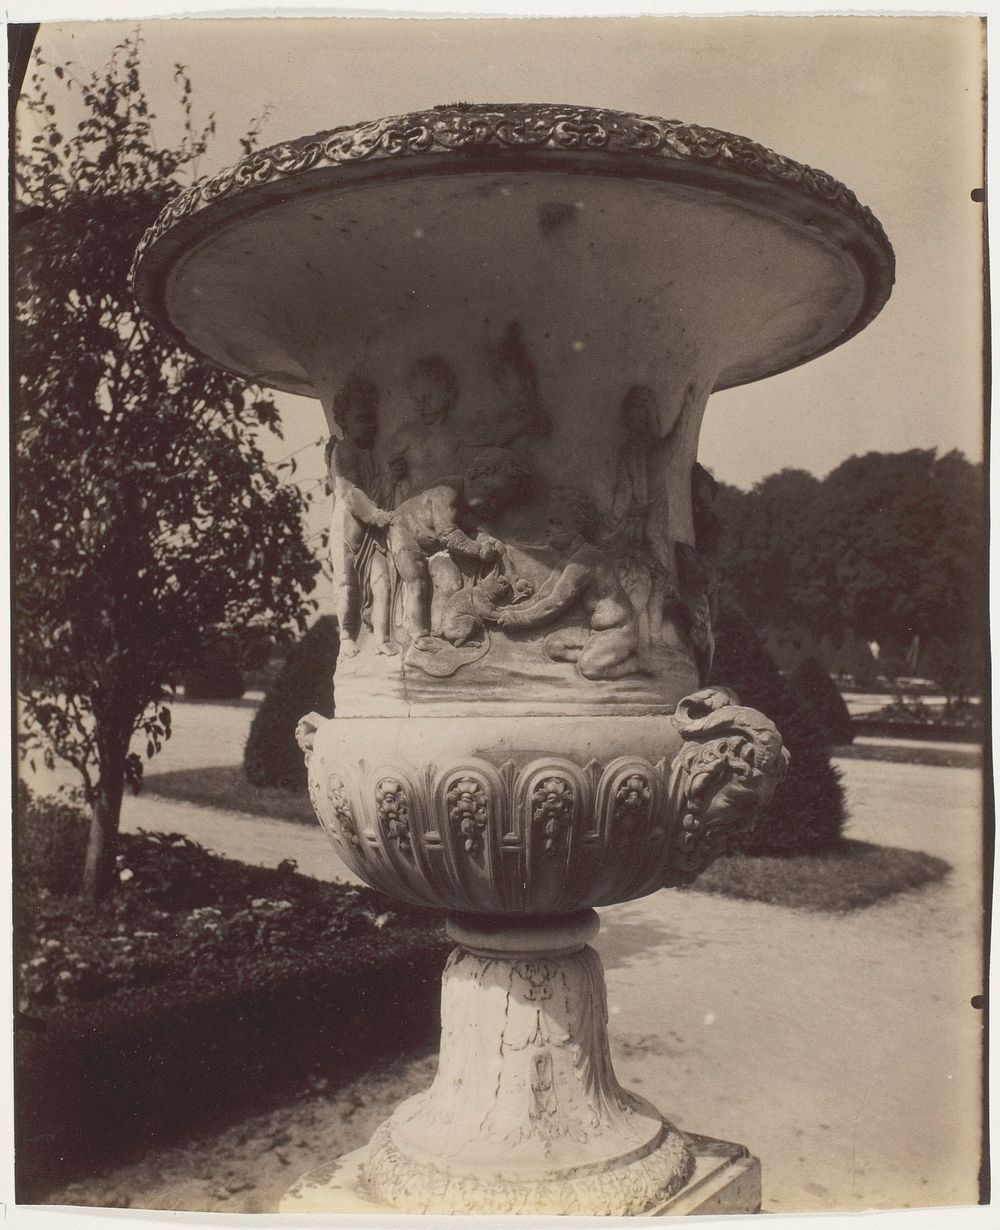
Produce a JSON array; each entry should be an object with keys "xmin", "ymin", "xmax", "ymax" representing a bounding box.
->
[
  {"xmin": 792, "ymin": 655, "xmax": 855, "ymax": 745},
  {"xmin": 16, "ymin": 926, "xmax": 448, "ymax": 1199},
  {"xmin": 709, "ymin": 597, "xmax": 846, "ymax": 855},
  {"xmin": 15, "ymin": 796, "xmax": 448, "ymax": 1199}
]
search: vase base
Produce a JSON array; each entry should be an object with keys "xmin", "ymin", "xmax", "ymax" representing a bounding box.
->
[{"xmin": 280, "ymin": 1131, "xmax": 761, "ymax": 1216}]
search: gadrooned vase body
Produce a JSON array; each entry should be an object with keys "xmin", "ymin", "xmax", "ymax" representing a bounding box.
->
[{"xmin": 297, "ymin": 693, "xmax": 788, "ymax": 915}]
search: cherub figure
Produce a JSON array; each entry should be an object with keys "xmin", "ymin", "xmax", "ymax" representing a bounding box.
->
[
  {"xmin": 610, "ymin": 383, "xmax": 684, "ymax": 642},
  {"xmin": 385, "ymin": 355, "xmax": 461, "ymax": 505},
  {"xmin": 461, "ymin": 320, "xmax": 552, "ymax": 455},
  {"xmin": 389, "ymin": 448, "xmax": 531, "ymax": 651},
  {"xmin": 496, "ymin": 487, "xmax": 643, "ymax": 680},
  {"xmin": 611, "ymin": 384, "xmax": 678, "ymax": 556},
  {"xmin": 327, "ymin": 376, "xmax": 397, "ymax": 659}
]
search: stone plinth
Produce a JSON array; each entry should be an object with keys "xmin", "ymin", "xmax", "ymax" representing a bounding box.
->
[
  {"xmin": 281, "ymin": 1135, "xmax": 761, "ymax": 1216},
  {"xmin": 281, "ymin": 911, "xmax": 759, "ymax": 1217}
]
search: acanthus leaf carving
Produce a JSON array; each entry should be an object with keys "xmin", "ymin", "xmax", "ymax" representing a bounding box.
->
[
  {"xmin": 326, "ymin": 772, "xmax": 361, "ymax": 850},
  {"xmin": 446, "ymin": 774, "xmax": 490, "ymax": 855},
  {"xmin": 530, "ymin": 776, "xmax": 575, "ymax": 856}
]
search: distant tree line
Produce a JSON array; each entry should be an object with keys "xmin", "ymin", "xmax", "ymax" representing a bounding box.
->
[{"xmin": 712, "ymin": 449, "xmax": 986, "ymax": 696}]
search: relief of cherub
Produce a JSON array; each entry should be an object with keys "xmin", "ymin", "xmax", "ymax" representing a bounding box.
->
[
  {"xmin": 496, "ymin": 487, "xmax": 643, "ymax": 681},
  {"xmin": 326, "ymin": 375, "xmax": 397, "ymax": 659},
  {"xmin": 385, "ymin": 354, "xmax": 461, "ymax": 505},
  {"xmin": 389, "ymin": 447, "xmax": 532, "ymax": 651}
]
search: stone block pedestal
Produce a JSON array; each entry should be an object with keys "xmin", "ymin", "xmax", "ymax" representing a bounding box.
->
[{"xmin": 280, "ymin": 1133, "xmax": 761, "ymax": 1216}]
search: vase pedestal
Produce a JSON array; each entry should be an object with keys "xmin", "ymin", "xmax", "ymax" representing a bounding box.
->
[
  {"xmin": 280, "ymin": 1136, "xmax": 761, "ymax": 1216},
  {"xmin": 280, "ymin": 910, "xmax": 761, "ymax": 1217}
]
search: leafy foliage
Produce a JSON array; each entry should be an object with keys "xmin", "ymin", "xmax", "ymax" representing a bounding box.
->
[
  {"xmin": 715, "ymin": 451, "xmax": 986, "ymax": 685},
  {"xmin": 15, "ymin": 789, "xmax": 425, "ymax": 1012},
  {"xmin": 14, "ymin": 34, "xmax": 319, "ymax": 897},
  {"xmin": 244, "ymin": 616, "xmax": 339, "ymax": 790},
  {"xmin": 15, "ymin": 781, "xmax": 90, "ymax": 897},
  {"xmin": 710, "ymin": 597, "xmax": 846, "ymax": 855}
]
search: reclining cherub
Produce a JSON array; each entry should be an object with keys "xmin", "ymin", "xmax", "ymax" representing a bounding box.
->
[{"xmin": 496, "ymin": 487, "xmax": 643, "ymax": 681}]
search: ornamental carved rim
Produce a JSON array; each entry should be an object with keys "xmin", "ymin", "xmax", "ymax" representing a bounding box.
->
[{"xmin": 131, "ymin": 101, "xmax": 894, "ymax": 296}]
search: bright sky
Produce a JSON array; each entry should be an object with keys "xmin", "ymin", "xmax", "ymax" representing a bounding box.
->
[{"xmin": 18, "ymin": 11, "xmax": 984, "ymax": 509}]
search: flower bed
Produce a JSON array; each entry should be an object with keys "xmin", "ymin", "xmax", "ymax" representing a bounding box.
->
[
  {"xmin": 852, "ymin": 699, "xmax": 983, "ymax": 743},
  {"xmin": 15, "ymin": 799, "xmax": 448, "ymax": 1200}
]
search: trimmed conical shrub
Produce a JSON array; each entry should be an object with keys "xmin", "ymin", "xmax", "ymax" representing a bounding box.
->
[
  {"xmin": 182, "ymin": 638, "xmax": 246, "ymax": 702},
  {"xmin": 792, "ymin": 655, "xmax": 855, "ymax": 745},
  {"xmin": 709, "ymin": 598, "xmax": 846, "ymax": 855},
  {"xmin": 243, "ymin": 617, "xmax": 339, "ymax": 790}
]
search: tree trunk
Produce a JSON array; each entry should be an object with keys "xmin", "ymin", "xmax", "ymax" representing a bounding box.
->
[{"xmin": 81, "ymin": 720, "xmax": 130, "ymax": 903}]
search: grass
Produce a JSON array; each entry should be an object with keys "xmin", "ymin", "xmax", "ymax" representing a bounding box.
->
[
  {"xmin": 685, "ymin": 839, "xmax": 951, "ymax": 913},
  {"xmin": 143, "ymin": 766, "xmax": 316, "ymax": 824},
  {"xmin": 832, "ymin": 742, "xmax": 982, "ymax": 770}
]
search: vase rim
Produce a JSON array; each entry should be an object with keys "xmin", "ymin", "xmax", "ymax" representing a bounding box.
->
[{"xmin": 131, "ymin": 101, "xmax": 895, "ymax": 396}]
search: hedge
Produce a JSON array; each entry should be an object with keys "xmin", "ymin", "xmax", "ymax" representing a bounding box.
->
[
  {"xmin": 709, "ymin": 597, "xmax": 846, "ymax": 855},
  {"xmin": 16, "ymin": 926, "xmax": 448, "ymax": 1199},
  {"xmin": 15, "ymin": 795, "xmax": 448, "ymax": 1199},
  {"xmin": 243, "ymin": 616, "xmax": 339, "ymax": 790},
  {"xmin": 792, "ymin": 655, "xmax": 855, "ymax": 745}
]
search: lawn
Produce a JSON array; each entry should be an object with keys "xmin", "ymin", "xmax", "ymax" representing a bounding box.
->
[
  {"xmin": 832, "ymin": 742, "xmax": 982, "ymax": 770},
  {"xmin": 685, "ymin": 839, "xmax": 950, "ymax": 913},
  {"xmin": 144, "ymin": 765, "xmax": 316, "ymax": 824}
]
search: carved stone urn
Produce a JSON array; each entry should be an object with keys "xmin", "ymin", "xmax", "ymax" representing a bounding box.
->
[{"xmin": 133, "ymin": 103, "xmax": 893, "ymax": 1216}]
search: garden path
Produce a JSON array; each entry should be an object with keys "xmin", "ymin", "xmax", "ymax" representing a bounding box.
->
[{"xmin": 34, "ymin": 700, "xmax": 987, "ymax": 1216}]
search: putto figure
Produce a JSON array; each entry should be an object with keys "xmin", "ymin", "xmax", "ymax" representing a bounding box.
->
[
  {"xmin": 611, "ymin": 383, "xmax": 683, "ymax": 642},
  {"xmin": 386, "ymin": 354, "xmax": 461, "ymax": 504},
  {"xmin": 327, "ymin": 376, "xmax": 397, "ymax": 659},
  {"xmin": 388, "ymin": 448, "xmax": 531, "ymax": 651},
  {"xmin": 497, "ymin": 487, "xmax": 643, "ymax": 680}
]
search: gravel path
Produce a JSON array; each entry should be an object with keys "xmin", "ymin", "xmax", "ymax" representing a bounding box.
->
[{"xmin": 29, "ymin": 701, "xmax": 986, "ymax": 1216}]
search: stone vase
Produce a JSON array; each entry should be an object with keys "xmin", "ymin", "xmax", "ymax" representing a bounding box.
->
[{"xmin": 133, "ymin": 102, "xmax": 893, "ymax": 1215}]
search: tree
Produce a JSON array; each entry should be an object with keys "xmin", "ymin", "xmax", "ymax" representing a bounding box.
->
[
  {"xmin": 715, "ymin": 451, "xmax": 986, "ymax": 670},
  {"xmin": 14, "ymin": 33, "xmax": 320, "ymax": 900},
  {"xmin": 715, "ymin": 469, "xmax": 830, "ymax": 637},
  {"xmin": 812, "ymin": 449, "xmax": 985, "ymax": 649},
  {"xmin": 709, "ymin": 597, "xmax": 846, "ymax": 855},
  {"xmin": 244, "ymin": 617, "xmax": 340, "ymax": 791}
]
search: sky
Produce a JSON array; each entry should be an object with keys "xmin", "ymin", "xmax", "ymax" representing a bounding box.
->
[{"xmin": 16, "ymin": 11, "xmax": 985, "ymax": 521}]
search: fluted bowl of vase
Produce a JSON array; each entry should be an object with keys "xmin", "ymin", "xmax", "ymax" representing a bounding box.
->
[{"xmin": 295, "ymin": 688, "xmax": 788, "ymax": 916}]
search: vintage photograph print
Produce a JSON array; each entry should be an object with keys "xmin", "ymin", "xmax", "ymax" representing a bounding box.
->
[{"xmin": 11, "ymin": 12, "xmax": 987, "ymax": 1221}]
